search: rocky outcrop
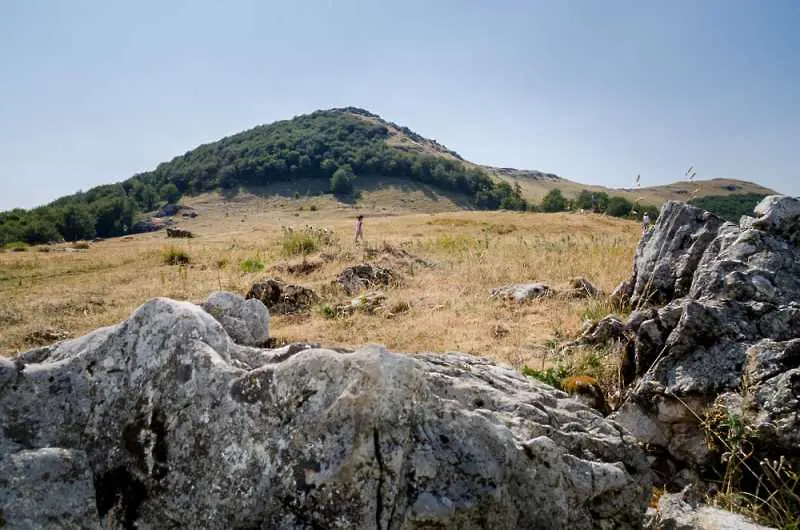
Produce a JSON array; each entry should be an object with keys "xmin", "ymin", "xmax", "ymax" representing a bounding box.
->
[
  {"xmin": 201, "ymin": 291, "xmax": 270, "ymax": 347},
  {"xmin": 336, "ymin": 264, "xmax": 397, "ymax": 295},
  {"xmin": 246, "ymin": 278, "xmax": 319, "ymax": 314},
  {"xmin": 1, "ymin": 297, "xmax": 652, "ymax": 529},
  {"xmin": 611, "ymin": 196, "xmax": 800, "ymax": 469}
]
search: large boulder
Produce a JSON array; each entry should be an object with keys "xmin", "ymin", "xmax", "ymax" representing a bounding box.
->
[
  {"xmin": 611, "ymin": 196, "xmax": 800, "ymax": 469},
  {"xmin": 0, "ymin": 298, "xmax": 652, "ymax": 529},
  {"xmin": 201, "ymin": 291, "xmax": 270, "ymax": 346}
]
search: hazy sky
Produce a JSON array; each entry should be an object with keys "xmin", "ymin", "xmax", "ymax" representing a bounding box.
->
[{"xmin": 1, "ymin": 0, "xmax": 798, "ymax": 210}]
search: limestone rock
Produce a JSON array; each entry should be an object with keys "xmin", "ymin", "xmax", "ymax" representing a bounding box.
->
[
  {"xmin": 490, "ymin": 282, "xmax": 552, "ymax": 303},
  {"xmin": 336, "ymin": 264, "xmax": 397, "ymax": 295},
  {"xmin": 201, "ymin": 290, "xmax": 269, "ymax": 346},
  {"xmin": 612, "ymin": 196, "xmax": 800, "ymax": 469},
  {"xmin": 1, "ymin": 298, "xmax": 652, "ymax": 529},
  {"xmin": 0, "ymin": 448, "xmax": 101, "ymax": 529},
  {"xmin": 751, "ymin": 195, "xmax": 800, "ymax": 245},
  {"xmin": 628, "ymin": 201, "xmax": 726, "ymax": 307},
  {"xmin": 647, "ymin": 487, "xmax": 775, "ymax": 530},
  {"xmin": 246, "ymin": 278, "xmax": 319, "ymax": 314}
]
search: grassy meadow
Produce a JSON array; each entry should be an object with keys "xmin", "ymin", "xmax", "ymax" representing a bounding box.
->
[{"xmin": 0, "ymin": 192, "xmax": 641, "ymax": 371}]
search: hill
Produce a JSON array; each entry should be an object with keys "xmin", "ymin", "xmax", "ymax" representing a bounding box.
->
[
  {"xmin": 0, "ymin": 108, "xmax": 530, "ymax": 246},
  {"xmin": 489, "ymin": 166, "xmax": 774, "ymax": 204},
  {"xmin": 0, "ymin": 106, "xmax": 776, "ymax": 246}
]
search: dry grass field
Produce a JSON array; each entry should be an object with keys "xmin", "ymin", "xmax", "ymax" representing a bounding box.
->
[{"xmin": 0, "ymin": 191, "xmax": 641, "ymax": 376}]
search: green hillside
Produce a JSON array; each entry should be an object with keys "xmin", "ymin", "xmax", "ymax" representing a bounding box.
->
[
  {"xmin": 0, "ymin": 108, "xmax": 527, "ymax": 246},
  {"xmin": 688, "ymin": 193, "xmax": 768, "ymax": 223}
]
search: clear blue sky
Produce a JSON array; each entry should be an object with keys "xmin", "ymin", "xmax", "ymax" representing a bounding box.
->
[{"xmin": 1, "ymin": 0, "xmax": 798, "ymax": 210}]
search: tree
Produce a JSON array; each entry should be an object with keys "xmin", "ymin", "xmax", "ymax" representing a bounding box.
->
[
  {"xmin": 330, "ymin": 165, "xmax": 355, "ymax": 195},
  {"xmin": 541, "ymin": 189, "xmax": 567, "ymax": 212},
  {"xmin": 159, "ymin": 183, "xmax": 181, "ymax": 203},
  {"xmin": 57, "ymin": 203, "xmax": 96, "ymax": 241},
  {"xmin": 22, "ymin": 215, "xmax": 62, "ymax": 244},
  {"xmin": 606, "ymin": 196, "xmax": 634, "ymax": 218},
  {"xmin": 93, "ymin": 197, "xmax": 139, "ymax": 237}
]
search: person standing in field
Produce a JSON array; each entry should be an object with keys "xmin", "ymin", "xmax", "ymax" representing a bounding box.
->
[
  {"xmin": 642, "ymin": 212, "xmax": 651, "ymax": 234},
  {"xmin": 354, "ymin": 214, "xmax": 364, "ymax": 243}
]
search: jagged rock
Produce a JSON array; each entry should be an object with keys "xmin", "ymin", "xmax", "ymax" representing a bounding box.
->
[
  {"xmin": 336, "ymin": 264, "xmax": 397, "ymax": 295},
  {"xmin": 646, "ymin": 486, "xmax": 775, "ymax": 529},
  {"xmin": 0, "ymin": 298, "xmax": 652, "ymax": 529},
  {"xmin": 629, "ymin": 201, "xmax": 726, "ymax": 307},
  {"xmin": 489, "ymin": 282, "xmax": 551, "ymax": 303},
  {"xmin": 612, "ymin": 195, "xmax": 800, "ymax": 470},
  {"xmin": 751, "ymin": 195, "xmax": 800, "ymax": 245},
  {"xmin": 246, "ymin": 278, "xmax": 319, "ymax": 314},
  {"xmin": 201, "ymin": 291, "xmax": 269, "ymax": 347}
]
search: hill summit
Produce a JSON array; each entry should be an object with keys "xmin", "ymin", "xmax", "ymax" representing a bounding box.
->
[{"xmin": 0, "ymin": 108, "xmax": 530, "ymax": 245}]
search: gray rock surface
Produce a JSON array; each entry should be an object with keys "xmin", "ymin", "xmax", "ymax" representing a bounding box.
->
[
  {"xmin": 612, "ymin": 195, "xmax": 800, "ymax": 467},
  {"xmin": 201, "ymin": 290, "xmax": 269, "ymax": 346},
  {"xmin": 0, "ymin": 448, "xmax": 101, "ymax": 528},
  {"xmin": 1, "ymin": 297, "xmax": 652, "ymax": 529},
  {"xmin": 490, "ymin": 282, "xmax": 552, "ymax": 303},
  {"xmin": 646, "ymin": 487, "xmax": 775, "ymax": 530}
]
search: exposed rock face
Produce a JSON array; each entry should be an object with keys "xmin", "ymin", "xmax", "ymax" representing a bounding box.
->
[
  {"xmin": 246, "ymin": 278, "xmax": 319, "ymax": 314},
  {"xmin": 611, "ymin": 196, "xmax": 800, "ymax": 468},
  {"xmin": 201, "ymin": 291, "xmax": 270, "ymax": 346},
  {"xmin": 1, "ymin": 297, "xmax": 652, "ymax": 529}
]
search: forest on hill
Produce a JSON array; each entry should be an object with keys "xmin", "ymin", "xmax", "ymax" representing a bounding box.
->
[
  {"xmin": 0, "ymin": 108, "xmax": 528, "ymax": 246},
  {"xmin": 688, "ymin": 193, "xmax": 768, "ymax": 223}
]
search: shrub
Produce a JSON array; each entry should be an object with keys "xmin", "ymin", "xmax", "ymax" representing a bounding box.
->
[
  {"xmin": 541, "ymin": 189, "xmax": 567, "ymax": 212},
  {"xmin": 522, "ymin": 365, "xmax": 572, "ymax": 389},
  {"xmin": 161, "ymin": 246, "xmax": 190, "ymax": 265},
  {"xmin": 5, "ymin": 241, "xmax": 29, "ymax": 252},
  {"xmin": 279, "ymin": 225, "xmax": 335, "ymax": 257},
  {"xmin": 72, "ymin": 241, "xmax": 90, "ymax": 250},
  {"xmin": 240, "ymin": 258, "xmax": 265, "ymax": 273}
]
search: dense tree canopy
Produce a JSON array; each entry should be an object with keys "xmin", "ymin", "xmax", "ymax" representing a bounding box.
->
[
  {"xmin": 540, "ymin": 188, "xmax": 660, "ymax": 221},
  {"xmin": 0, "ymin": 108, "xmax": 530, "ymax": 245},
  {"xmin": 688, "ymin": 193, "xmax": 767, "ymax": 223}
]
